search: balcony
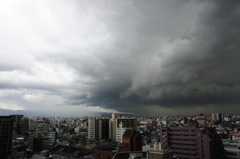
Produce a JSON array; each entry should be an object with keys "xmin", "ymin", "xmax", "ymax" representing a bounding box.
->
[
  {"xmin": 170, "ymin": 135, "xmax": 196, "ymax": 140},
  {"xmin": 169, "ymin": 140, "xmax": 196, "ymax": 144},
  {"xmin": 169, "ymin": 131, "xmax": 196, "ymax": 135},
  {"xmin": 173, "ymin": 149, "xmax": 197, "ymax": 155},
  {"xmin": 171, "ymin": 144, "xmax": 196, "ymax": 149},
  {"xmin": 175, "ymin": 153, "xmax": 198, "ymax": 159}
]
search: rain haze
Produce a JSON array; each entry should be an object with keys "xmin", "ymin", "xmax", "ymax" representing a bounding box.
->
[{"xmin": 0, "ymin": 0, "xmax": 240, "ymax": 117}]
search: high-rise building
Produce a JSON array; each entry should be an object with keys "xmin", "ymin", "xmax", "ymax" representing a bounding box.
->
[
  {"xmin": 21, "ymin": 117, "xmax": 29, "ymax": 132},
  {"xmin": 122, "ymin": 129, "xmax": 142, "ymax": 152},
  {"xmin": 160, "ymin": 127, "xmax": 225, "ymax": 159},
  {"xmin": 29, "ymin": 119, "xmax": 34, "ymax": 131},
  {"xmin": 88, "ymin": 118, "xmax": 96, "ymax": 140},
  {"xmin": 116, "ymin": 122, "xmax": 133, "ymax": 143},
  {"xmin": 210, "ymin": 113, "xmax": 222, "ymax": 123},
  {"xmin": 116, "ymin": 118, "xmax": 137, "ymax": 128},
  {"xmin": 88, "ymin": 118, "xmax": 110, "ymax": 140},
  {"xmin": 109, "ymin": 114, "xmax": 137, "ymax": 142},
  {"xmin": 10, "ymin": 114, "xmax": 24, "ymax": 134},
  {"xmin": 109, "ymin": 114, "xmax": 118, "ymax": 140},
  {"xmin": 0, "ymin": 116, "xmax": 14, "ymax": 159},
  {"xmin": 88, "ymin": 115, "xmax": 138, "ymax": 142},
  {"xmin": 10, "ymin": 115, "xmax": 23, "ymax": 124},
  {"xmin": 49, "ymin": 130, "xmax": 58, "ymax": 145}
]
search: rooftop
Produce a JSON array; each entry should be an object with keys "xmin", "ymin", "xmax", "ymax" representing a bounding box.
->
[{"xmin": 198, "ymin": 113, "xmax": 205, "ymax": 117}]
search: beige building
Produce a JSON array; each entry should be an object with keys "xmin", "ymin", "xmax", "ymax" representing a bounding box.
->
[
  {"xmin": 147, "ymin": 142, "xmax": 173, "ymax": 159},
  {"xmin": 109, "ymin": 114, "xmax": 137, "ymax": 142},
  {"xmin": 109, "ymin": 114, "xmax": 118, "ymax": 140},
  {"xmin": 88, "ymin": 118, "xmax": 96, "ymax": 140},
  {"xmin": 116, "ymin": 122, "xmax": 133, "ymax": 143},
  {"xmin": 88, "ymin": 114, "xmax": 137, "ymax": 142}
]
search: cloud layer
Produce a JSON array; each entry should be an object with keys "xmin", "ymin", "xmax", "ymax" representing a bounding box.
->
[{"xmin": 0, "ymin": 0, "xmax": 240, "ymax": 116}]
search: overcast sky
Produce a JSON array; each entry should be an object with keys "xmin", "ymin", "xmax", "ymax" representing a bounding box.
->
[{"xmin": 0, "ymin": 0, "xmax": 240, "ymax": 117}]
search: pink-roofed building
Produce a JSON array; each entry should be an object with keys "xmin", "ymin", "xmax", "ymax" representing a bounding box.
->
[
  {"xmin": 229, "ymin": 132, "xmax": 240, "ymax": 141},
  {"xmin": 197, "ymin": 113, "xmax": 206, "ymax": 128}
]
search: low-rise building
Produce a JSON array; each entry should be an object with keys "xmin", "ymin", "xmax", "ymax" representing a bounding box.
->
[
  {"xmin": 95, "ymin": 147, "xmax": 117, "ymax": 159},
  {"xmin": 229, "ymin": 132, "xmax": 240, "ymax": 141}
]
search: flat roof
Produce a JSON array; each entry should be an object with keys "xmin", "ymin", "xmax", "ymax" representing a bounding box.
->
[{"xmin": 225, "ymin": 147, "xmax": 240, "ymax": 152}]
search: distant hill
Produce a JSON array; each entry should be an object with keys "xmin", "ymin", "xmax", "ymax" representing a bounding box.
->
[
  {"xmin": 0, "ymin": 108, "xmax": 135, "ymax": 118},
  {"xmin": 0, "ymin": 108, "xmax": 45, "ymax": 117}
]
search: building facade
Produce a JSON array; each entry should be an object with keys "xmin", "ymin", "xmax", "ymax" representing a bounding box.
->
[
  {"xmin": 95, "ymin": 148, "xmax": 117, "ymax": 159},
  {"xmin": 160, "ymin": 127, "xmax": 225, "ymax": 159},
  {"xmin": 196, "ymin": 113, "xmax": 206, "ymax": 128},
  {"xmin": 10, "ymin": 114, "xmax": 23, "ymax": 134},
  {"xmin": 88, "ymin": 115, "xmax": 137, "ymax": 142},
  {"xmin": 0, "ymin": 116, "xmax": 14, "ymax": 159},
  {"xmin": 109, "ymin": 115, "xmax": 137, "ymax": 142},
  {"xmin": 116, "ymin": 122, "xmax": 134, "ymax": 143},
  {"xmin": 122, "ymin": 129, "xmax": 142, "ymax": 152},
  {"xmin": 229, "ymin": 132, "xmax": 240, "ymax": 141},
  {"xmin": 49, "ymin": 131, "xmax": 58, "ymax": 145},
  {"xmin": 88, "ymin": 118, "xmax": 110, "ymax": 140},
  {"xmin": 210, "ymin": 113, "xmax": 222, "ymax": 123},
  {"xmin": 147, "ymin": 142, "xmax": 173, "ymax": 159}
]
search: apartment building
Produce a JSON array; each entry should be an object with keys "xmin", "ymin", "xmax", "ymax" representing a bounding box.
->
[{"xmin": 160, "ymin": 127, "xmax": 225, "ymax": 159}]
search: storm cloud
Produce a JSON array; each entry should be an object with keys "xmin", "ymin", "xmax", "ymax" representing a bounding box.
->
[{"xmin": 0, "ymin": 0, "xmax": 240, "ymax": 116}]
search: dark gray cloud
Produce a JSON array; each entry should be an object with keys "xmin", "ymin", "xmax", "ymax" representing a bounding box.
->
[
  {"xmin": 0, "ymin": 0, "xmax": 240, "ymax": 116},
  {"xmin": 65, "ymin": 0, "xmax": 240, "ymax": 114}
]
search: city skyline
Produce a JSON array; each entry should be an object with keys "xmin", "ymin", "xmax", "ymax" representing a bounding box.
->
[{"xmin": 0, "ymin": 0, "xmax": 240, "ymax": 117}]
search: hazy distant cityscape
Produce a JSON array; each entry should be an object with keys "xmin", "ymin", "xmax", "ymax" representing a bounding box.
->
[{"xmin": 1, "ymin": 112, "xmax": 240, "ymax": 159}]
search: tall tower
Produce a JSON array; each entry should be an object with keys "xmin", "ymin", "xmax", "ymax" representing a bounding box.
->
[
  {"xmin": 88, "ymin": 118, "xmax": 110, "ymax": 140},
  {"xmin": 88, "ymin": 118, "xmax": 96, "ymax": 140},
  {"xmin": 109, "ymin": 114, "xmax": 118, "ymax": 140},
  {"xmin": 210, "ymin": 113, "xmax": 222, "ymax": 123},
  {"xmin": 21, "ymin": 117, "xmax": 29, "ymax": 132},
  {"xmin": 0, "ymin": 116, "xmax": 14, "ymax": 159},
  {"xmin": 109, "ymin": 113, "xmax": 137, "ymax": 141},
  {"xmin": 10, "ymin": 114, "xmax": 23, "ymax": 134}
]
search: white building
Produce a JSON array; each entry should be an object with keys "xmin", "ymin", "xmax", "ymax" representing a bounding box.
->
[
  {"xmin": 225, "ymin": 147, "xmax": 240, "ymax": 159},
  {"xmin": 210, "ymin": 113, "xmax": 222, "ymax": 123},
  {"xmin": 29, "ymin": 119, "xmax": 34, "ymax": 131},
  {"xmin": 116, "ymin": 122, "xmax": 133, "ymax": 143},
  {"xmin": 109, "ymin": 114, "xmax": 137, "ymax": 142},
  {"xmin": 229, "ymin": 132, "xmax": 240, "ymax": 141},
  {"xmin": 88, "ymin": 114, "xmax": 137, "ymax": 141},
  {"xmin": 88, "ymin": 118, "xmax": 96, "ymax": 140},
  {"xmin": 109, "ymin": 114, "xmax": 118, "ymax": 140},
  {"xmin": 49, "ymin": 131, "xmax": 57, "ymax": 145}
]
